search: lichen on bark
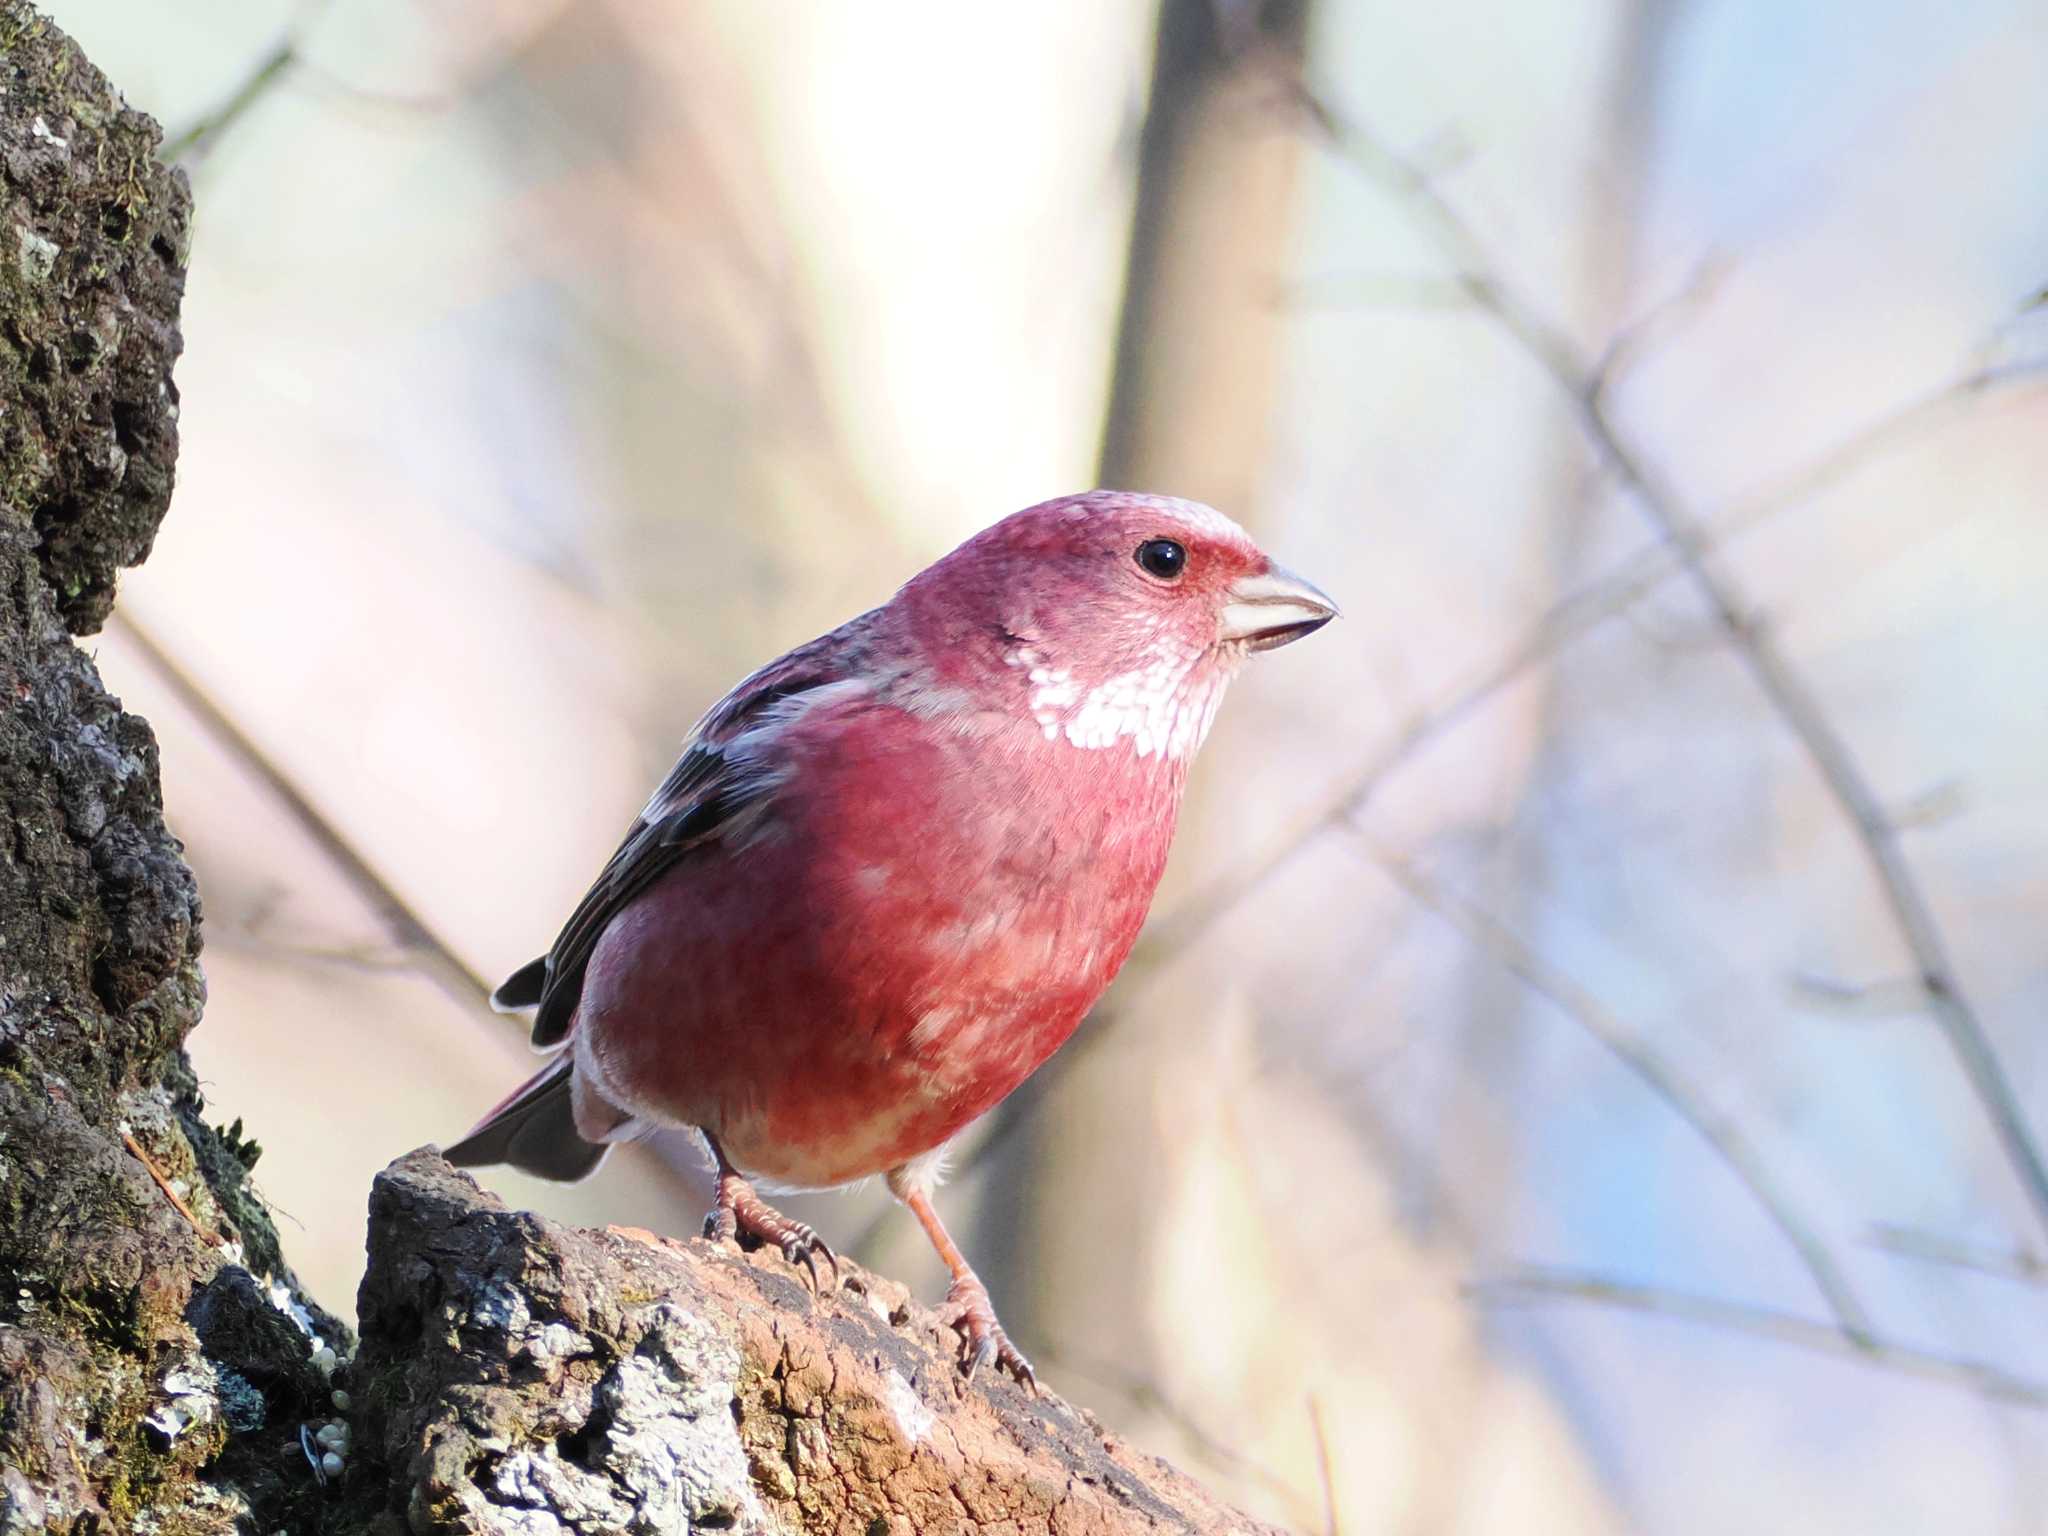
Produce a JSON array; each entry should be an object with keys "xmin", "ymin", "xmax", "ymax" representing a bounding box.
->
[
  {"xmin": 0, "ymin": 7, "xmax": 342, "ymax": 1532},
  {"xmin": 349, "ymin": 1153, "xmax": 1274, "ymax": 1536},
  {"xmin": 0, "ymin": 2, "xmax": 187, "ymax": 635}
]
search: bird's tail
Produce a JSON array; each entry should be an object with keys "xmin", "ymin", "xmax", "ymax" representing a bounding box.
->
[{"xmin": 441, "ymin": 1055, "xmax": 612, "ymax": 1183}]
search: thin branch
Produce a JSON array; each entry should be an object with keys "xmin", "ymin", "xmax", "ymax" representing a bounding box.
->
[
  {"xmin": 1887, "ymin": 777, "xmax": 1968, "ymax": 831},
  {"xmin": 107, "ymin": 612, "xmax": 496, "ymax": 1010},
  {"xmin": 123, "ymin": 1129, "xmax": 223, "ymax": 1247},
  {"xmin": 1296, "ymin": 88, "xmax": 2048, "ymax": 1244},
  {"xmin": 1868, "ymin": 1224, "xmax": 2048, "ymax": 1287},
  {"xmin": 1307, "ymin": 1394, "xmax": 1340, "ymax": 1536},
  {"xmin": 1359, "ymin": 844, "xmax": 1875, "ymax": 1343},
  {"xmin": 161, "ymin": 39, "xmax": 299, "ymax": 162},
  {"xmin": 1586, "ymin": 251, "xmax": 1733, "ymax": 405},
  {"xmin": 1266, "ymin": 270, "xmax": 1479, "ymax": 312},
  {"xmin": 162, "ymin": 0, "xmax": 432, "ymax": 165},
  {"xmin": 1472, "ymin": 1264, "xmax": 2048, "ymax": 1408},
  {"xmin": 211, "ymin": 931, "xmax": 438, "ymax": 977},
  {"xmin": 1712, "ymin": 357, "xmax": 2042, "ymax": 542},
  {"xmin": 1785, "ymin": 970, "xmax": 1929, "ymax": 1019},
  {"xmin": 1134, "ymin": 625, "xmax": 1531, "ymax": 970}
]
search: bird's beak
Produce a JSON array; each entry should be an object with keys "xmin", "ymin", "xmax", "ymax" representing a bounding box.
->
[{"xmin": 1219, "ymin": 563, "xmax": 1339, "ymax": 652}]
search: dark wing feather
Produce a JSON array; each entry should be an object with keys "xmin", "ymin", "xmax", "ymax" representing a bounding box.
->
[
  {"xmin": 491, "ymin": 956, "xmax": 549, "ymax": 1012},
  {"xmin": 506, "ymin": 616, "xmax": 877, "ymax": 1050},
  {"xmin": 524, "ymin": 760, "xmax": 753, "ymax": 1047}
]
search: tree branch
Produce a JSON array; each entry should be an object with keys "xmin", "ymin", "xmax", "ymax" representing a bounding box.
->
[
  {"xmin": 107, "ymin": 611, "xmax": 499, "ymax": 1010},
  {"xmin": 1472, "ymin": 1265, "xmax": 2048, "ymax": 1409},
  {"xmin": 160, "ymin": 37, "xmax": 298, "ymax": 162},
  {"xmin": 1867, "ymin": 1224, "xmax": 2048, "ymax": 1287},
  {"xmin": 1359, "ymin": 844, "xmax": 1875, "ymax": 1343}
]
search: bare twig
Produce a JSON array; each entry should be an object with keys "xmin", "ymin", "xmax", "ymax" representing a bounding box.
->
[
  {"xmin": 210, "ymin": 931, "xmax": 435, "ymax": 976},
  {"xmin": 123, "ymin": 1130, "xmax": 222, "ymax": 1247},
  {"xmin": 107, "ymin": 613, "xmax": 496, "ymax": 1009},
  {"xmin": 1360, "ymin": 844, "xmax": 1875, "ymax": 1343},
  {"xmin": 1868, "ymin": 1224, "xmax": 2048, "ymax": 1287},
  {"xmin": 161, "ymin": 39, "xmax": 299, "ymax": 162},
  {"xmin": 1472, "ymin": 1264, "xmax": 2048, "ymax": 1408},
  {"xmin": 1713, "ymin": 358, "xmax": 2042, "ymax": 539},
  {"xmin": 1267, "ymin": 270, "xmax": 1478, "ymax": 312},
  {"xmin": 1307, "ymin": 1394, "xmax": 1341, "ymax": 1536},
  {"xmin": 162, "ymin": 0, "xmax": 445, "ymax": 165},
  {"xmin": 1136, "ymin": 629, "xmax": 1528, "ymax": 969},
  {"xmin": 160, "ymin": 0, "xmax": 503, "ymax": 168},
  {"xmin": 1294, "ymin": 89, "xmax": 2048, "ymax": 1245},
  {"xmin": 1887, "ymin": 778, "xmax": 1968, "ymax": 831},
  {"xmin": 1785, "ymin": 971, "xmax": 1929, "ymax": 1019},
  {"xmin": 1586, "ymin": 252, "xmax": 1732, "ymax": 405}
]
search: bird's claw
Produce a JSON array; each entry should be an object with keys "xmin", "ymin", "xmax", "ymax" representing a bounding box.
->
[
  {"xmin": 778, "ymin": 1224, "xmax": 838, "ymax": 1293},
  {"xmin": 943, "ymin": 1277, "xmax": 1035, "ymax": 1390},
  {"xmin": 705, "ymin": 1187, "xmax": 838, "ymax": 1295}
]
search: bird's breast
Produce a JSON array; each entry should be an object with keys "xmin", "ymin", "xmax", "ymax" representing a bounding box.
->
[
  {"xmin": 799, "ymin": 709, "xmax": 1181, "ymax": 1055},
  {"xmin": 581, "ymin": 699, "xmax": 1187, "ymax": 1184}
]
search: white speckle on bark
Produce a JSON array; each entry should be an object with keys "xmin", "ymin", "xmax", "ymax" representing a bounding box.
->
[
  {"xmin": 16, "ymin": 227, "xmax": 57, "ymax": 284},
  {"xmin": 531, "ymin": 1321, "xmax": 588, "ymax": 1362},
  {"xmin": 882, "ymin": 1367, "xmax": 935, "ymax": 1444},
  {"xmin": 470, "ymin": 1280, "xmax": 532, "ymax": 1335},
  {"xmin": 454, "ymin": 1299, "xmax": 767, "ymax": 1535}
]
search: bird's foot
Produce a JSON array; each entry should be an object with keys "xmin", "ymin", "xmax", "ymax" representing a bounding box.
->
[
  {"xmin": 942, "ymin": 1273, "xmax": 1035, "ymax": 1390},
  {"xmin": 703, "ymin": 1174, "xmax": 838, "ymax": 1294}
]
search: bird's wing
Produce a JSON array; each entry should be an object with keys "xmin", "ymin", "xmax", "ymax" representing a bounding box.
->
[{"xmin": 509, "ymin": 614, "xmax": 880, "ymax": 1050}]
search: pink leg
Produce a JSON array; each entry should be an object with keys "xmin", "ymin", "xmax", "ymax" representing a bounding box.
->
[{"xmin": 901, "ymin": 1185, "xmax": 1035, "ymax": 1389}]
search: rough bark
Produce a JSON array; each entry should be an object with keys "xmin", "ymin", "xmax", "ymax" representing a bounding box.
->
[
  {"xmin": 347, "ymin": 1152, "xmax": 1274, "ymax": 1536},
  {"xmin": 0, "ymin": 7, "xmax": 351, "ymax": 1533},
  {"xmin": 0, "ymin": 9, "xmax": 1274, "ymax": 1534}
]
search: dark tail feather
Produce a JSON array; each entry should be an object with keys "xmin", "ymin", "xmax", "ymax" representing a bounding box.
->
[
  {"xmin": 441, "ymin": 1055, "xmax": 610, "ymax": 1183},
  {"xmin": 492, "ymin": 956, "xmax": 549, "ymax": 1013}
]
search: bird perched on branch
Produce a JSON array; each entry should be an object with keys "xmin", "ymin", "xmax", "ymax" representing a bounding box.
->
[{"xmin": 444, "ymin": 491, "xmax": 1336, "ymax": 1385}]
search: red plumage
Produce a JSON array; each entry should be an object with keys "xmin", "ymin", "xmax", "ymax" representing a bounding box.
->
[{"xmin": 445, "ymin": 490, "xmax": 1335, "ymax": 1383}]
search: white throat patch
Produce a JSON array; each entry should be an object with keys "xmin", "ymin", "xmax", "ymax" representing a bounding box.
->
[{"xmin": 1008, "ymin": 638, "xmax": 1227, "ymax": 761}]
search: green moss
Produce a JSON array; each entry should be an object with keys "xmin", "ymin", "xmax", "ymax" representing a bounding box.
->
[
  {"xmin": 0, "ymin": 10, "xmax": 50, "ymax": 53},
  {"xmin": 212, "ymin": 1117, "xmax": 262, "ymax": 1171}
]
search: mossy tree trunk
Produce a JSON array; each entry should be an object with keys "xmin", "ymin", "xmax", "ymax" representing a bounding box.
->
[{"xmin": 0, "ymin": 5, "xmax": 351, "ymax": 1532}]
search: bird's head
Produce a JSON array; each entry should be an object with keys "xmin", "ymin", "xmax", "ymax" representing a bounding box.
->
[{"xmin": 893, "ymin": 491, "xmax": 1337, "ymax": 760}]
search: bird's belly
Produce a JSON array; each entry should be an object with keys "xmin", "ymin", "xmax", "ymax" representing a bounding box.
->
[
  {"xmin": 720, "ymin": 939, "xmax": 1110, "ymax": 1187},
  {"xmin": 577, "ymin": 724, "xmax": 1179, "ymax": 1186}
]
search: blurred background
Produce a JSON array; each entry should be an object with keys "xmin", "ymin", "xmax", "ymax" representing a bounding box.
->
[{"xmin": 38, "ymin": 0, "xmax": 2048, "ymax": 1529}]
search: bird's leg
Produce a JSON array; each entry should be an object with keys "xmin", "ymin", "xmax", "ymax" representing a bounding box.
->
[
  {"xmin": 701, "ymin": 1132, "xmax": 837, "ymax": 1293},
  {"xmin": 900, "ymin": 1184, "xmax": 1036, "ymax": 1389}
]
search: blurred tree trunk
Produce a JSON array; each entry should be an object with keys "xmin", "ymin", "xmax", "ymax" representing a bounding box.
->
[{"xmin": 989, "ymin": 0, "xmax": 1315, "ymax": 1385}]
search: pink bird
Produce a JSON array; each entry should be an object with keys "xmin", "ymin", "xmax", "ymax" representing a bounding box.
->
[{"xmin": 445, "ymin": 491, "xmax": 1335, "ymax": 1384}]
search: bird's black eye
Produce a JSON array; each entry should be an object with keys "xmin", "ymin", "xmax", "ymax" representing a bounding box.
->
[{"xmin": 1134, "ymin": 538, "xmax": 1187, "ymax": 581}]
